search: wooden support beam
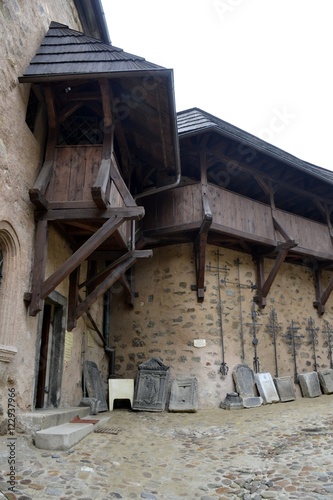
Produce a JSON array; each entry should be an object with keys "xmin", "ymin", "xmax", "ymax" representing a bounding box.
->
[
  {"xmin": 111, "ymin": 153, "xmax": 137, "ymax": 207},
  {"xmin": 272, "ymin": 217, "xmax": 294, "ymax": 243},
  {"xmin": 35, "ymin": 206, "xmax": 145, "ymax": 221},
  {"xmin": 79, "ymin": 249, "xmax": 152, "ymax": 291},
  {"xmin": 99, "ymin": 79, "xmax": 113, "ymax": 129},
  {"xmin": 91, "ymin": 158, "xmax": 112, "ymax": 209},
  {"xmin": 194, "ymin": 142, "xmax": 213, "ymax": 302},
  {"xmin": 254, "ymin": 239, "xmax": 298, "ymax": 308},
  {"xmin": 29, "ymin": 220, "xmax": 49, "ymax": 316},
  {"xmin": 119, "ymin": 274, "xmax": 135, "ymax": 306},
  {"xmin": 75, "ymin": 256, "xmax": 137, "ymax": 320},
  {"xmin": 67, "ymin": 266, "xmax": 80, "ymax": 331},
  {"xmin": 29, "ymin": 160, "xmax": 54, "ymax": 210},
  {"xmin": 313, "ymin": 269, "xmax": 333, "ymax": 315},
  {"xmin": 39, "ymin": 217, "xmax": 126, "ymax": 302}
]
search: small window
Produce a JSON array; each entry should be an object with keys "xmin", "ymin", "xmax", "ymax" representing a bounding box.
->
[
  {"xmin": 58, "ymin": 106, "xmax": 103, "ymax": 146},
  {"xmin": 25, "ymin": 88, "xmax": 39, "ymax": 133}
]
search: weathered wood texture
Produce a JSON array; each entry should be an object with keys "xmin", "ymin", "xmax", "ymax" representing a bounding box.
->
[
  {"xmin": 46, "ymin": 145, "xmax": 102, "ymax": 204},
  {"xmin": 142, "ymin": 183, "xmax": 333, "ymax": 260}
]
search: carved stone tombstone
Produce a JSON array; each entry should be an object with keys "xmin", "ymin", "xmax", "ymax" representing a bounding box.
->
[
  {"xmin": 298, "ymin": 372, "xmax": 322, "ymax": 398},
  {"xmin": 132, "ymin": 357, "xmax": 170, "ymax": 411},
  {"xmin": 83, "ymin": 361, "xmax": 108, "ymax": 412},
  {"xmin": 274, "ymin": 376, "xmax": 296, "ymax": 402},
  {"xmin": 232, "ymin": 364, "xmax": 262, "ymax": 408},
  {"xmin": 168, "ymin": 377, "xmax": 198, "ymax": 412},
  {"xmin": 254, "ymin": 373, "xmax": 280, "ymax": 404},
  {"xmin": 318, "ymin": 369, "xmax": 333, "ymax": 394}
]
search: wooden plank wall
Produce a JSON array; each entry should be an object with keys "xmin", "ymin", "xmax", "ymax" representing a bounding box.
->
[{"xmin": 46, "ymin": 145, "xmax": 102, "ymax": 203}]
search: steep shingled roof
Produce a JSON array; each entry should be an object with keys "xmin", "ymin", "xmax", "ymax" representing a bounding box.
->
[
  {"xmin": 19, "ymin": 21, "xmax": 166, "ymax": 81},
  {"xmin": 177, "ymin": 107, "xmax": 333, "ymax": 186}
]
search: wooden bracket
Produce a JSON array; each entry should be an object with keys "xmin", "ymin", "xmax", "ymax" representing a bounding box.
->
[
  {"xmin": 254, "ymin": 239, "xmax": 298, "ymax": 308},
  {"xmin": 313, "ymin": 269, "xmax": 333, "ymax": 316},
  {"xmin": 194, "ymin": 143, "xmax": 213, "ymax": 302}
]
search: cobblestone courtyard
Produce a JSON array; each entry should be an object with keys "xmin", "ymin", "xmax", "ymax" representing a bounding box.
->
[{"xmin": 1, "ymin": 396, "xmax": 333, "ymax": 499}]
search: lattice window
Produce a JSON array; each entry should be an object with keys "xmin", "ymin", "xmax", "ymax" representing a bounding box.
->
[{"xmin": 58, "ymin": 107, "xmax": 103, "ymax": 146}]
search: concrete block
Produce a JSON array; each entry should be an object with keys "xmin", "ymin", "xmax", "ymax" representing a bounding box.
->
[{"xmin": 108, "ymin": 379, "xmax": 134, "ymax": 411}]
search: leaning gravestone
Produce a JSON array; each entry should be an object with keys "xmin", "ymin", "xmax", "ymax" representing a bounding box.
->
[
  {"xmin": 83, "ymin": 361, "xmax": 108, "ymax": 412},
  {"xmin": 168, "ymin": 377, "xmax": 198, "ymax": 412},
  {"xmin": 298, "ymin": 371, "xmax": 322, "ymax": 398},
  {"xmin": 318, "ymin": 369, "xmax": 333, "ymax": 394},
  {"xmin": 254, "ymin": 372, "xmax": 280, "ymax": 404},
  {"xmin": 232, "ymin": 364, "xmax": 263, "ymax": 408},
  {"xmin": 274, "ymin": 376, "xmax": 296, "ymax": 402},
  {"xmin": 132, "ymin": 357, "xmax": 170, "ymax": 411}
]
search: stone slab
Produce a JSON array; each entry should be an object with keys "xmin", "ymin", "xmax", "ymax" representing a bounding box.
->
[
  {"xmin": 298, "ymin": 371, "xmax": 322, "ymax": 398},
  {"xmin": 17, "ymin": 407, "xmax": 90, "ymax": 435},
  {"xmin": 34, "ymin": 415, "xmax": 111, "ymax": 450},
  {"xmin": 232, "ymin": 364, "xmax": 257, "ymax": 398},
  {"xmin": 168, "ymin": 377, "xmax": 198, "ymax": 412},
  {"xmin": 318, "ymin": 369, "xmax": 333, "ymax": 394},
  {"xmin": 133, "ymin": 357, "xmax": 170, "ymax": 412},
  {"xmin": 83, "ymin": 360, "xmax": 108, "ymax": 412},
  {"xmin": 242, "ymin": 396, "xmax": 263, "ymax": 408},
  {"xmin": 274, "ymin": 376, "xmax": 296, "ymax": 402},
  {"xmin": 254, "ymin": 372, "xmax": 280, "ymax": 404}
]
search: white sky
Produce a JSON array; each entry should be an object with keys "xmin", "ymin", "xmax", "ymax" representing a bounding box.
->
[{"xmin": 102, "ymin": 0, "xmax": 333, "ymax": 170}]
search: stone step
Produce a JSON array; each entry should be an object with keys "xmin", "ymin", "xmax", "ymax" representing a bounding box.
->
[
  {"xmin": 17, "ymin": 407, "xmax": 91, "ymax": 434},
  {"xmin": 34, "ymin": 414, "xmax": 111, "ymax": 450}
]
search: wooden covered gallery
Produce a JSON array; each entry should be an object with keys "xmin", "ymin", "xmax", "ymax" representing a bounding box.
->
[{"xmin": 2, "ymin": 1, "xmax": 333, "ymax": 419}]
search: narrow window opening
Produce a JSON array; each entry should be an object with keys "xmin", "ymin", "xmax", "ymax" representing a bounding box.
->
[{"xmin": 25, "ymin": 88, "xmax": 39, "ymax": 133}]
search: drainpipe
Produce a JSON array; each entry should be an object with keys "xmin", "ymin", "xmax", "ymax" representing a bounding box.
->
[{"xmin": 103, "ymin": 288, "xmax": 115, "ymax": 378}]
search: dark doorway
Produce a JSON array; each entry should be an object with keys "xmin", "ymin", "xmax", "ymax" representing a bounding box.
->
[{"xmin": 35, "ymin": 292, "xmax": 66, "ymax": 409}]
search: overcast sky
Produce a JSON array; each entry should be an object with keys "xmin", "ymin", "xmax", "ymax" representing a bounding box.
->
[{"xmin": 102, "ymin": 0, "xmax": 333, "ymax": 171}]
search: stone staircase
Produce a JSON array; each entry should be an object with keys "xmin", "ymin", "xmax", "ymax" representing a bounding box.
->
[{"xmin": 17, "ymin": 407, "xmax": 111, "ymax": 451}]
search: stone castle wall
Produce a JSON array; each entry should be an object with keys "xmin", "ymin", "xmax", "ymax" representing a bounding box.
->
[
  {"xmin": 109, "ymin": 243, "xmax": 333, "ymax": 408},
  {"xmin": 0, "ymin": 1, "xmax": 107, "ymax": 426}
]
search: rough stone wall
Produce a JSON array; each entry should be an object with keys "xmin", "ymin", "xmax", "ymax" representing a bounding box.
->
[
  {"xmin": 0, "ymin": 1, "xmax": 106, "ymax": 427},
  {"xmin": 109, "ymin": 243, "xmax": 333, "ymax": 408}
]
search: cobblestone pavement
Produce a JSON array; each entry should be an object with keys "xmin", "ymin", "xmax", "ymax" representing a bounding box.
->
[{"xmin": 2, "ymin": 396, "xmax": 333, "ymax": 499}]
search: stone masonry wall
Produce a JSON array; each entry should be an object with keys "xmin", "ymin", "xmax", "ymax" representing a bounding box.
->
[
  {"xmin": 109, "ymin": 243, "xmax": 333, "ymax": 408},
  {"xmin": 0, "ymin": 1, "xmax": 107, "ymax": 428}
]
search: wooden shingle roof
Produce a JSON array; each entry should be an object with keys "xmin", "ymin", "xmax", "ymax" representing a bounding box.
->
[
  {"xmin": 19, "ymin": 22, "xmax": 166, "ymax": 82},
  {"xmin": 177, "ymin": 107, "xmax": 333, "ymax": 186}
]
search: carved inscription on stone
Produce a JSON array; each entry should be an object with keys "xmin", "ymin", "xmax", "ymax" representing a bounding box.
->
[{"xmin": 133, "ymin": 357, "xmax": 170, "ymax": 412}]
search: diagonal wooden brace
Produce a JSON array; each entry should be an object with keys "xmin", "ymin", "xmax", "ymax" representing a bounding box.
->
[{"xmin": 254, "ymin": 239, "xmax": 297, "ymax": 308}]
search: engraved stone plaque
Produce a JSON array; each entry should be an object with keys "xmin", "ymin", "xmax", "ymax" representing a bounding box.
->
[
  {"xmin": 274, "ymin": 376, "xmax": 296, "ymax": 402},
  {"xmin": 298, "ymin": 371, "xmax": 322, "ymax": 398},
  {"xmin": 232, "ymin": 364, "xmax": 257, "ymax": 397},
  {"xmin": 318, "ymin": 369, "xmax": 333, "ymax": 394},
  {"xmin": 254, "ymin": 373, "xmax": 280, "ymax": 404},
  {"xmin": 168, "ymin": 377, "xmax": 198, "ymax": 412},
  {"xmin": 83, "ymin": 361, "xmax": 108, "ymax": 412},
  {"xmin": 133, "ymin": 357, "xmax": 170, "ymax": 412}
]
